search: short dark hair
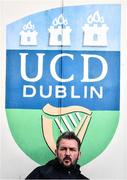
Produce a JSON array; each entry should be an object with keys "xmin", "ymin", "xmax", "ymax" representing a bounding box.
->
[{"xmin": 56, "ymin": 131, "xmax": 81, "ymax": 150}]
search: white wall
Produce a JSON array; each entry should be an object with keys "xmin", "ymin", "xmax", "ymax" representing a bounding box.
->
[{"xmin": 0, "ymin": 0, "xmax": 127, "ymax": 179}]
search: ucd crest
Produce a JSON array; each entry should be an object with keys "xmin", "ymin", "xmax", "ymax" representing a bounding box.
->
[{"xmin": 6, "ymin": 5, "xmax": 120, "ymax": 165}]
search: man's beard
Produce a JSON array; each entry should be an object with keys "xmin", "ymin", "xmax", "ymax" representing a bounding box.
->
[{"xmin": 59, "ymin": 156, "xmax": 78, "ymax": 168}]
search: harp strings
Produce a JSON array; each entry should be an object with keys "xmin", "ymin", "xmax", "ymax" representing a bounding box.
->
[{"xmin": 54, "ymin": 112, "xmax": 88, "ymax": 133}]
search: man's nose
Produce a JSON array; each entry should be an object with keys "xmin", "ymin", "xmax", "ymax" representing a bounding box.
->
[{"xmin": 66, "ymin": 148, "xmax": 70, "ymax": 155}]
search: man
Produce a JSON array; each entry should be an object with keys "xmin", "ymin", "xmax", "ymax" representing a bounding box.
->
[{"xmin": 26, "ymin": 131, "xmax": 89, "ymax": 179}]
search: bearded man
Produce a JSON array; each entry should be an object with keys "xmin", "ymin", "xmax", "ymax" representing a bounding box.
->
[{"xmin": 26, "ymin": 131, "xmax": 89, "ymax": 179}]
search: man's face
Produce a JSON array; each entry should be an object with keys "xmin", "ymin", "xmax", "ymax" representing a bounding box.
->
[{"xmin": 55, "ymin": 139, "xmax": 80, "ymax": 168}]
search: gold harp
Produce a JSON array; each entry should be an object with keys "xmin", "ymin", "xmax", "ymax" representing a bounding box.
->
[{"xmin": 41, "ymin": 104, "xmax": 92, "ymax": 154}]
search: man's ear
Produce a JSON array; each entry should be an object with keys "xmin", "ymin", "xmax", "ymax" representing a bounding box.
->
[
  {"xmin": 78, "ymin": 151, "xmax": 81, "ymax": 160},
  {"xmin": 55, "ymin": 149, "xmax": 57, "ymax": 156}
]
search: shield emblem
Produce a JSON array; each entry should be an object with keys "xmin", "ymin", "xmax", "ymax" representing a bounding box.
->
[{"xmin": 6, "ymin": 4, "xmax": 120, "ymax": 166}]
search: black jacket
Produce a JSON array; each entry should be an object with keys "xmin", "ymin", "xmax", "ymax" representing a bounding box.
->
[{"xmin": 26, "ymin": 158, "xmax": 89, "ymax": 179}]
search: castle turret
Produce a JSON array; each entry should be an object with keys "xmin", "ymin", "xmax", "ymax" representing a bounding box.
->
[
  {"xmin": 83, "ymin": 11, "xmax": 109, "ymax": 46},
  {"xmin": 48, "ymin": 14, "xmax": 72, "ymax": 46},
  {"xmin": 20, "ymin": 21, "xmax": 38, "ymax": 46}
]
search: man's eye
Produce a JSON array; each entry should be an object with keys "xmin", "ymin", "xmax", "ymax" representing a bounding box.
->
[
  {"xmin": 60, "ymin": 148, "xmax": 66, "ymax": 151},
  {"xmin": 70, "ymin": 148, "xmax": 76, "ymax": 151}
]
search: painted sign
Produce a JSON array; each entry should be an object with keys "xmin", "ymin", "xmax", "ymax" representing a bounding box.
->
[{"xmin": 6, "ymin": 4, "xmax": 120, "ymax": 165}]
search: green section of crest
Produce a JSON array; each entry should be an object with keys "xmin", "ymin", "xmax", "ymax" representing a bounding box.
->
[{"xmin": 6, "ymin": 109, "xmax": 119, "ymax": 165}]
